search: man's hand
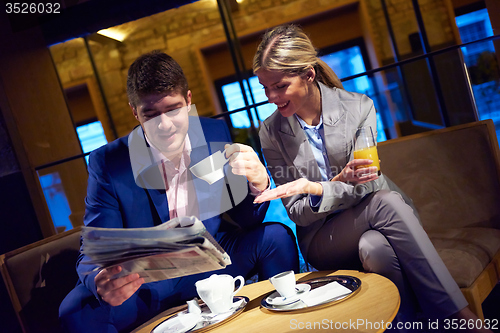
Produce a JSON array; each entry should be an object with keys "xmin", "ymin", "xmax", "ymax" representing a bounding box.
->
[
  {"xmin": 253, "ymin": 178, "xmax": 322, "ymax": 203},
  {"xmin": 95, "ymin": 266, "xmax": 144, "ymax": 306},
  {"xmin": 224, "ymin": 143, "xmax": 269, "ymax": 191}
]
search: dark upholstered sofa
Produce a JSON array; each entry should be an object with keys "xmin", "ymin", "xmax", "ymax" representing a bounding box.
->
[{"xmin": 378, "ymin": 119, "xmax": 500, "ymax": 319}]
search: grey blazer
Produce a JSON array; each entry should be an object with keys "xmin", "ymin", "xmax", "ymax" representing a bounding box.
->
[{"xmin": 259, "ymin": 82, "xmax": 412, "ymax": 258}]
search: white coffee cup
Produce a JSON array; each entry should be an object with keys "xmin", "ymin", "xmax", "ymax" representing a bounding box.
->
[
  {"xmin": 269, "ymin": 270, "xmax": 296, "ymax": 298},
  {"xmin": 195, "ymin": 274, "xmax": 245, "ymax": 314},
  {"xmin": 190, "ymin": 150, "xmax": 228, "ymax": 185}
]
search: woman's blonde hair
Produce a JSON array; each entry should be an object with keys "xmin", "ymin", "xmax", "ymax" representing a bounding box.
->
[{"xmin": 253, "ymin": 24, "xmax": 343, "ymax": 89}]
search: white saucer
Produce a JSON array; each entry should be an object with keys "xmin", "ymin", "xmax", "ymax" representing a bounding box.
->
[
  {"xmin": 266, "ymin": 284, "xmax": 311, "ymax": 306},
  {"xmin": 201, "ymin": 299, "xmax": 245, "ymax": 322},
  {"xmin": 151, "ymin": 312, "xmax": 200, "ymax": 333}
]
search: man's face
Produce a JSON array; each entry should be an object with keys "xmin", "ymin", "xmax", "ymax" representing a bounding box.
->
[{"xmin": 132, "ymin": 90, "xmax": 192, "ymax": 160}]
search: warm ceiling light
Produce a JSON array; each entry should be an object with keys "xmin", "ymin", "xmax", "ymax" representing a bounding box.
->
[
  {"xmin": 236, "ymin": 0, "xmax": 244, "ymax": 3},
  {"xmin": 97, "ymin": 28, "xmax": 127, "ymax": 42}
]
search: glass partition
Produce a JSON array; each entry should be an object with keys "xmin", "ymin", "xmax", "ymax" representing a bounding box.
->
[
  {"xmin": 36, "ymin": 157, "xmax": 88, "ymax": 233},
  {"xmin": 219, "ymin": 35, "xmax": 499, "ymax": 145},
  {"xmin": 45, "ymin": 0, "xmax": 500, "ymax": 245}
]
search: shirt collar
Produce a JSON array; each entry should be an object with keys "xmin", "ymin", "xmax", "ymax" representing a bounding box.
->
[
  {"xmin": 294, "ymin": 113, "xmax": 323, "ymax": 130},
  {"xmin": 145, "ymin": 132, "xmax": 192, "ymax": 170}
]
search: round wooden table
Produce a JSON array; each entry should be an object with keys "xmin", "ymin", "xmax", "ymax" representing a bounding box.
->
[{"xmin": 131, "ymin": 270, "xmax": 400, "ymax": 333}]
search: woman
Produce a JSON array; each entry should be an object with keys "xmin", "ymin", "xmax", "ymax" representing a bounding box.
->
[{"xmin": 253, "ymin": 24, "xmax": 488, "ymax": 331}]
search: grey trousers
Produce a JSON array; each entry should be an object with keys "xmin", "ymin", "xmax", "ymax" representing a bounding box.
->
[{"xmin": 307, "ymin": 190, "xmax": 467, "ymax": 321}]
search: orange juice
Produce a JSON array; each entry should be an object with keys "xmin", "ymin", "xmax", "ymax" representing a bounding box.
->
[{"xmin": 353, "ymin": 146, "xmax": 380, "ymax": 172}]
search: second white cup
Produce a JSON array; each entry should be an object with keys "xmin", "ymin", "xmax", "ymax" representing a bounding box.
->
[
  {"xmin": 189, "ymin": 150, "xmax": 228, "ymax": 185},
  {"xmin": 195, "ymin": 274, "xmax": 245, "ymax": 314},
  {"xmin": 269, "ymin": 270, "xmax": 296, "ymax": 298}
]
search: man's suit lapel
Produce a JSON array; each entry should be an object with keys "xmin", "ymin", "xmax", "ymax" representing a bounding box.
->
[
  {"xmin": 128, "ymin": 126, "xmax": 171, "ymax": 223},
  {"xmin": 188, "ymin": 127, "xmax": 229, "ymax": 221},
  {"xmin": 147, "ymin": 117, "xmax": 213, "ymax": 224},
  {"xmin": 187, "ymin": 118, "xmax": 217, "ymax": 215},
  {"xmin": 141, "ymin": 167, "xmax": 171, "ymax": 224},
  {"xmin": 146, "ymin": 188, "xmax": 170, "ymax": 224}
]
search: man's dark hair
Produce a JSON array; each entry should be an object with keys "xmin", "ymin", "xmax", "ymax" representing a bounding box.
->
[{"xmin": 127, "ymin": 50, "xmax": 189, "ymax": 109}]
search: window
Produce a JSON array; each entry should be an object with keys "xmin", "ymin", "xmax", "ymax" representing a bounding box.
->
[
  {"xmin": 39, "ymin": 172, "xmax": 73, "ymax": 233},
  {"xmin": 76, "ymin": 120, "xmax": 108, "ymax": 163},
  {"xmin": 456, "ymin": 7, "xmax": 500, "ymax": 142},
  {"xmin": 456, "ymin": 9, "xmax": 494, "ymax": 64},
  {"xmin": 319, "ymin": 43, "xmax": 387, "ymax": 142},
  {"xmin": 220, "ymin": 77, "xmax": 275, "ymax": 128}
]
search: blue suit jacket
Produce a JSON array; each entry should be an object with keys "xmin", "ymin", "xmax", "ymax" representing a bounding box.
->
[{"xmin": 77, "ymin": 116, "xmax": 269, "ymax": 299}]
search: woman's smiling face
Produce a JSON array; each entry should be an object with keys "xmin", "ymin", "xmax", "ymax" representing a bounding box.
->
[{"xmin": 256, "ymin": 68, "xmax": 315, "ymax": 118}]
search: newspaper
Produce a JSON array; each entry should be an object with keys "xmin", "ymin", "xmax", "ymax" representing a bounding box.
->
[{"xmin": 80, "ymin": 216, "xmax": 231, "ymax": 283}]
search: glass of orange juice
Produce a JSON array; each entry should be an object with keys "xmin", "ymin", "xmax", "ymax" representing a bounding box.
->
[{"xmin": 353, "ymin": 126, "xmax": 381, "ymax": 175}]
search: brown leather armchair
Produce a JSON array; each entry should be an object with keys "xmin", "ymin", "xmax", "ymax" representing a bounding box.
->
[{"xmin": 378, "ymin": 119, "xmax": 500, "ymax": 319}]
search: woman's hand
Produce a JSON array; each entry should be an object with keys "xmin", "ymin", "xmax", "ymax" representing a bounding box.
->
[
  {"xmin": 225, "ymin": 143, "xmax": 269, "ymax": 192},
  {"xmin": 253, "ymin": 178, "xmax": 322, "ymax": 203},
  {"xmin": 95, "ymin": 266, "xmax": 144, "ymax": 306},
  {"xmin": 332, "ymin": 159, "xmax": 379, "ymax": 185}
]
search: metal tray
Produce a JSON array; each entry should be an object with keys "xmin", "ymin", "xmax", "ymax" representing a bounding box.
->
[
  {"xmin": 261, "ymin": 275, "xmax": 361, "ymax": 312},
  {"xmin": 151, "ymin": 296, "xmax": 248, "ymax": 333}
]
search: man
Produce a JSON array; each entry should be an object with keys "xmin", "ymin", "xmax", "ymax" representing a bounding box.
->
[{"xmin": 59, "ymin": 51, "xmax": 299, "ymax": 333}]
